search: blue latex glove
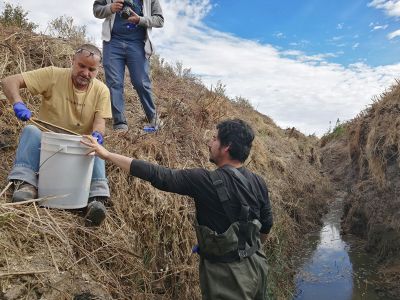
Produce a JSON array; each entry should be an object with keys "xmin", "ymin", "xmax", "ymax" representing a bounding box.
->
[
  {"xmin": 143, "ymin": 125, "xmax": 157, "ymax": 133},
  {"xmin": 91, "ymin": 131, "xmax": 104, "ymax": 145},
  {"xmin": 13, "ymin": 102, "xmax": 32, "ymax": 121},
  {"xmin": 192, "ymin": 244, "xmax": 199, "ymax": 254}
]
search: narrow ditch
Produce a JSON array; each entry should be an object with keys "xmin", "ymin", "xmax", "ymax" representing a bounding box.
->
[{"xmin": 293, "ymin": 191, "xmax": 393, "ymax": 300}]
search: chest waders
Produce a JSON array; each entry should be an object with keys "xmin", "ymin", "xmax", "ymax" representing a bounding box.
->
[{"xmin": 195, "ymin": 167, "xmax": 269, "ymax": 300}]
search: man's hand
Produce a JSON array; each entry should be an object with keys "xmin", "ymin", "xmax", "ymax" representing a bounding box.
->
[
  {"xmin": 81, "ymin": 135, "xmax": 110, "ymax": 160},
  {"xmin": 13, "ymin": 102, "xmax": 32, "ymax": 121},
  {"xmin": 127, "ymin": 10, "xmax": 140, "ymax": 24},
  {"xmin": 111, "ymin": 0, "xmax": 124, "ymax": 13}
]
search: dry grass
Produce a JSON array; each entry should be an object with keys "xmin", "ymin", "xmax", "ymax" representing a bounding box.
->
[
  {"xmin": 0, "ymin": 26, "xmax": 332, "ymax": 299},
  {"xmin": 321, "ymin": 80, "xmax": 400, "ymax": 298}
]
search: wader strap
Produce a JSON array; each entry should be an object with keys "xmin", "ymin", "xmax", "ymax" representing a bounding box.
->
[
  {"xmin": 200, "ymin": 249, "xmax": 239, "ymax": 263},
  {"xmin": 238, "ymin": 205, "xmax": 249, "ymax": 252},
  {"xmin": 206, "ymin": 168, "xmax": 259, "ymax": 262},
  {"xmin": 228, "ymin": 166, "xmax": 253, "ymax": 194},
  {"xmin": 209, "ymin": 170, "xmax": 235, "ymax": 223},
  {"xmin": 227, "ymin": 168, "xmax": 260, "ymax": 255}
]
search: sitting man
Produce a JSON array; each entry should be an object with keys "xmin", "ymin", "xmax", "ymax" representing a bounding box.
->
[{"xmin": 1, "ymin": 44, "xmax": 112, "ymax": 226}]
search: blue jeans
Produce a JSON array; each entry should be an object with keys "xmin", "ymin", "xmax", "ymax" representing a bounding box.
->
[
  {"xmin": 8, "ymin": 125, "xmax": 110, "ymax": 198},
  {"xmin": 103, "ymin": 38, "xmax": 156, "ymax": 125}
]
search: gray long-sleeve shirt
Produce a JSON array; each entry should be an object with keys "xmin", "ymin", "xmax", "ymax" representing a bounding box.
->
[
  {"xmin": 93, "ymin": 0, "xmax": 164, "ymax": 57},
  {"xmin": 130, "ymin": 160, "xmax": 273, "ymax": 234}
]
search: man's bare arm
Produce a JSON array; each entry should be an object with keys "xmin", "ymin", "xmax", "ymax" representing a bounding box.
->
[
  {"xmin": 92, "ymin": 113, "xmax": 106, "ymax": 135},
  {"xmin": 1, "ymin": 74, "xmax": 27, "ymax": 105}
]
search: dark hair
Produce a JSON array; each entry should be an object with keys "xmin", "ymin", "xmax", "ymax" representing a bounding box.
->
[
  {"xmin": 75, "ymin": 44, "xmax": 102, "ymax": 62},
  {"xmin": 216, "ymin": 119, "xmax": 254, "ymax": 163}
]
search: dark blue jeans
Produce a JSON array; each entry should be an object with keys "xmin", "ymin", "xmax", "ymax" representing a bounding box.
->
[{"xmin": 103, "ymin": 38, "xmax": 156, "ymax": 125}]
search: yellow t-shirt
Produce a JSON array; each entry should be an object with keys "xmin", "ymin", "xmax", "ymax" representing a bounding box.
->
[{"xmin": 22, "ymin": 66, "xmax": 112, "ymax": 135}]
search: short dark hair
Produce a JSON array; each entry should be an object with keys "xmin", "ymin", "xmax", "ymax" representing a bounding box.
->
[
  {"xmin": 75, "ymin": 44, "xmax": 102, "ymax": 62},
  {"xmin": 217, "ymin": 119, "xmax": 255, "ymax": 163}
]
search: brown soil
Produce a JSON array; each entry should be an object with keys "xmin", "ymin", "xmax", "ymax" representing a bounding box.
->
[
  {"xmin": 0, "ymin": 26, "xmax": 333, "ymax": 299},
  {"xmin": 321, "ymin": 81, "xmax": 400, "ymax": 299}
]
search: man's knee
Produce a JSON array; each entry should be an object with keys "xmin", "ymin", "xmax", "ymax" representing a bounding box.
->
[
  {"xmin": 22, "ymin": 125, "xmax": 42, "ymax": 136},
  {"xmin": 132, "ymin": 78, "xmax": 151, "ymax": 93},
  {"xmin": 105, "ymin": 73, "xmax": 124, "ymax": 89},
  {"xmin": 21, "ymin": 125, "xmax": 42, "ymax": 140}
]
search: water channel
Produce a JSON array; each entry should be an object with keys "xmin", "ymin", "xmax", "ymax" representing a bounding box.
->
[{"xmin": 294, "ymin": 193, "xmax": 391, "ymax": 300}]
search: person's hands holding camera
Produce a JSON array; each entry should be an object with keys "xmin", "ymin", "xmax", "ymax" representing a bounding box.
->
[
  {"xmin": 111, "ymin": 0, "xmax": 124, "ymax": 13},
  {"xmin": 13, "ymin": 101, "xmax": 32, "ymax": 121},
  {"xmin": 127, "ymin": 10, "xmax": 140, "ymax": 24}
]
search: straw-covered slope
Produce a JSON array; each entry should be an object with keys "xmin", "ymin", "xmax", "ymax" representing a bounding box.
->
[
  {"xmin": 321, "ymin": 82, "xmax": 400, "ymax": 298},
  {"xmin": 0, "ymin": 26, "xmax": 332, "ymax": 299}
]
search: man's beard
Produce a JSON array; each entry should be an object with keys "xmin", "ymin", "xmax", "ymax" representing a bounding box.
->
[{"xmin": 209, "ymin": 157, "xmax": 216, "ymax": 165}]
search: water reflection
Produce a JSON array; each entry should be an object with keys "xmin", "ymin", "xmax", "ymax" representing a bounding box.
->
[{"xmin": 294, "ymin": 197, "xmax": 382, "ymax": 300}]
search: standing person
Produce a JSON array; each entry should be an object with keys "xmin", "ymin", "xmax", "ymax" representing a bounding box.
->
[
  {"xmin": 82, "ymin": 119, "xmax": 273, "ymax": 299},
  {"xmin": 93, "ymin": 0, "xmax": 164, "ymax": 132},
  {"xmin": 1, "ymin": 44, "xmax": 112, "ymax": 226}
]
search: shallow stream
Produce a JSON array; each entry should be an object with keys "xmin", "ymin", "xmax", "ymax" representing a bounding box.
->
[{"xmin": 293, "ymin": 193, "xmax": 390, "ymax": 300}]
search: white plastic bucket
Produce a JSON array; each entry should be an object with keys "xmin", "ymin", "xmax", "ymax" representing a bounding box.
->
[{"xmin": 38, "ymin": 132, "xmax": 94, "ymax": 209}]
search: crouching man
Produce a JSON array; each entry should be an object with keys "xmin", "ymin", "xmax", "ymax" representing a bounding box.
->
[{"xmin": 1, "ymin": 44, "xmax": 112, "ymax": 226}]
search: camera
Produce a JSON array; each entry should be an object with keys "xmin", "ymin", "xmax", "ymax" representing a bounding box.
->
[{"xmin": 120, "ymin": 0, "xmax": 142, "ymax": 19}]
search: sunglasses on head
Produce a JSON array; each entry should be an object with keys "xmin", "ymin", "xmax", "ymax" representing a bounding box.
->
[{"xmin": 75, "ymin": 48, "xmax": 102, "ymax": 62}]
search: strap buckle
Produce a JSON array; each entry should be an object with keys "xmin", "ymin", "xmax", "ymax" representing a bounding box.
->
[
  {"xmin": 213, "ymin": 179, "xmax": 224, "ymax": 187},
  {"xmin": 238, "ymin": 249, "xmax": 248, "ymax": 258}
]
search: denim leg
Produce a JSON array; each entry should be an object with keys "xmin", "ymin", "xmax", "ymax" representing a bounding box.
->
[
  {"xmin": 8, "ymin": 125, "xmax": 41, "ymax": 187},
  {"xmin": 89, "ymin": 156, "xmax": 110, "ymax": 198},
  {"xmin": 103, "ymin": 39, "xmax": 128, "ymax": 125},
  {"xmin": 126, "ymin": 41, "xmax": 156, "ymax": 121}
]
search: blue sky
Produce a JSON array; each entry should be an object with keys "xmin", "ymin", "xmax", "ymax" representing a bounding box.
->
[
  {"xmin": 204, "ymin": 0, "xmax": 399, "ymax": 66},
  {"xmin": 2, "ymin": 0, "xmax": 400, "ymax": 135}
]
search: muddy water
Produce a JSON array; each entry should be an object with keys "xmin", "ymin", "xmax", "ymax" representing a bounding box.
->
[{"xmin": 294, "ymin": 194, "xmax": 388, "ymax": 300}]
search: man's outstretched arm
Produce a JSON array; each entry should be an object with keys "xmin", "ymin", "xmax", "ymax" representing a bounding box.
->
[{"xmin": 81, "ymin": 135, "xmax": 203, "ymax": 196}]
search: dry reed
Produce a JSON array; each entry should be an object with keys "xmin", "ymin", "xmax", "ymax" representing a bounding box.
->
[{"xmin": 0, "ymin": 26, "xmax": 332, "ymax": 299}]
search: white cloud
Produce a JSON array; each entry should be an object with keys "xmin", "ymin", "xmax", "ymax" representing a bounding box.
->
[
  {"xmin": 368, "ymin": 0, "xmax": 400, "ymax": 17},
  {"xmin": 352, "ymin": 42, "xmax": 360, "ymax": 49},
  {"xmin": 2, "ymin": 0, "xmax": 400, "ymax": 136},
  {"xmin": 372, "ymin": 24, "xmax": 389, "ymax": 30},
  {"xmin": 336, "ymin": 23, "xmax": 344, "ymax": 30},
  {"xmin": 387, "ymin": 29, "xmax": 400, "ymax": 39},
  {"xmin": 289, "ymin": 39, "xmax": 310, "ymax": 47},
  {"xmin": 273, "ymin": 32, "xmax": 286, "ymax": 39},
  {"xmin": 282, "ymin": 50, "xmax": 337, "ymax": 62},
  {"xmin": 1, "ymin": 0, "xmax": 103, "ymax": 42},
  {"xmin": 330, "ymin": 36, "xmax": 344, "ymax": 41}
]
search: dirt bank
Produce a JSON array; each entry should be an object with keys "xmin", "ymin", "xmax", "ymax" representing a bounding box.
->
[
  {"xmin": 0, "ymin": 25, "xmax": 332, "ymax": 299},
  {"xmin": 321, "ymin": 82, "xmax": 400, "ymax": 298}
]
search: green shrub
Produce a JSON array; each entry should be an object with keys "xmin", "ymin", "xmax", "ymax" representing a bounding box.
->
[
  {"xmin": 0, "ymin": 2, "xmax": 38, "ymax": 31},
  {"xmin": 321, "ymin": 119, "xmax": 346, "ymax": 146},
  {"xmin": 48, "ymin": 15, "xmax": 88, "ymax": 45}
]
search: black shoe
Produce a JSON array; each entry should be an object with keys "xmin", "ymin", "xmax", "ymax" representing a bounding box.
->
[
  {"xmin": 84, "ymin": 197, "xmax": 108, "ymax": 227},
  {"xmin": 12, "ymin": 181, "xmax": 38, "ymax": 202}
]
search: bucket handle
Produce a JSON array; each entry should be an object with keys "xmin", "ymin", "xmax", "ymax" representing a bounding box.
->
[{"xmin": 36, "ymin": 146, "xmax": 66, "ymax": 175}]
